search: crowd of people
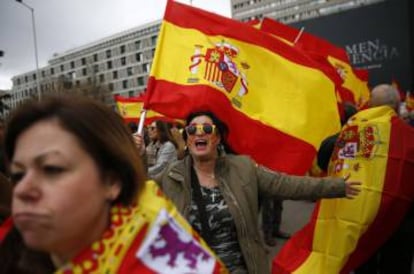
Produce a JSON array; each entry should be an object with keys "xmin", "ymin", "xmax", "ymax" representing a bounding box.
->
[{"xmin": 0, "ymin": 82, "xmax": 413, "ymax": 273}]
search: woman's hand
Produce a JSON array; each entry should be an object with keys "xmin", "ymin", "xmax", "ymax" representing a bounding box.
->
[{"xmin": 343, "ymin": 174, "xmax": 362, "ymax": 199}]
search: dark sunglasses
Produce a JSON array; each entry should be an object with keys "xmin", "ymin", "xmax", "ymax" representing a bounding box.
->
[{"xmin": 185, "ymin": 123, "xmax": 216, "ymax": 135}]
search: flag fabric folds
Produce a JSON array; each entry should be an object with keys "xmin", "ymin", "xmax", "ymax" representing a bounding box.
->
[
  {"xmin": 273, "ymin": 106, "xmax": 414, "ymax": 273},
  {"xmin": 259, "ymin": 18, "xmax": 370, "ymax": 109},
  {"xmin": 146, "ymin": 0, "xmax": 340, "ymax": 174},
  {"xmin": 55, "ymin": 180, "xmax": 226, "ymax": 274}
]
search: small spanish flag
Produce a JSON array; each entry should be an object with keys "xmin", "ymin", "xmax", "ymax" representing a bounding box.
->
[{"xmin": 114, "ymin": 94, "xmax": 178, "ymax": 125}]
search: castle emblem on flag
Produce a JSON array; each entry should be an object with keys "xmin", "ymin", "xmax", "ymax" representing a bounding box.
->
[
  {"xmin": 188, "ymin": 40, "xmax": 250, "ymax": 108},
  {"xmin": 331, "ymin": 124, "xmax": 381, "ymax": 173}
]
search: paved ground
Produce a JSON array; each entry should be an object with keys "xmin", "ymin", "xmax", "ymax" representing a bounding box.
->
[{"xmin": 267, "ymin": 200, "xmax": 315, "ymax": 258}]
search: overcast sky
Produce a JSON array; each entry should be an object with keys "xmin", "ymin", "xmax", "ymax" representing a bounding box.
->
[{"xmin": 0, "ymin": 0, "xmax": 231, "ymax": 90}]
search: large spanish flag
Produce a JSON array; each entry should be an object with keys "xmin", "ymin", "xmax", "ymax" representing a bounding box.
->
[
  {"xmin": 260, "ymin": 18, "xmax": 370, "ymax": 109},
  {"xmin": 273, "ymin": 106, "xmax": 414, "ymax": 273},
  {"xmin": 146, "ymin": 0, "xmax": 340, "ymax": 174}
]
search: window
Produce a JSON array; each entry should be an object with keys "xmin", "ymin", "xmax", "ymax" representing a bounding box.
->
[
  {"xmin": 121, "ymin": 57, "xmax": 126, "ymax": 66},
  {"xmin": 107, "ymin": 60, "xmax": 112, "ymax": 69},
  {"xmin": 127, "ymin": 67, "xmax": 133, "ymax": 76},
  {"xmin": 128, "ymin": 90, "xmax": 134, "ymax": 97},
  {"xmin": 33, "ymin": 73, "xmax": 36, "ymax": 80},
  {"xmin": 142, "ymin": 63, "xmax": 150, "ymax": 73},
  {"xmin": 60, "ymin": 64, "xmax": 64, "ymax": 72},
  {"xmin": 93, "ymin": 53, "xmax": 98, "ymax": 62},
  {"xmin": 135, "ymin": 40, "xmax": 141, "ymax": 49},
  {"xmin": 120, "ymin": 45, "xmax": 125, "ymax": 54},
  {"xmin": 76, "ymin": 80, "xmax": 80, "ymax": 87},
  {"xmin": 122, "ymin": 80, "xmax": 128, "ymax": 89},
  {"xmin": 108, "ymin": 83, "xmax": 114, "ymax": 91},
  {"xmin": 41, "ymin": 70, "xmax": 45, "ymax": 77},
  {"xmin": 135, "ymin": 52, "xmax": 142, "ymax": 62},
  {"xmin": 151, "ymin": 35, "xmax": 157, "ymax": 45},
  {"xmin": 70, "ymin": 61, "xmax": 75, "ymax": 68},
  {"xmin": 99, "ymin": 74, "xmax": 105, "ymax": 83},
  {"xmin": 137, "ymin": 76, "xmax": 144, "ymax": 86},
  {"xmin": 81, "ymin": 58, "xmax": 86, "ymax": 65},
  {"xmin": 82, "ymin": 68, "xmax": 87, "ymax": 76},
  {"xmin": 113, "ymin": 70, "xmax": 118, "ymax": 79},
  {"xmin": 106, "ymin": 49, "xmax": 111, "ymax": 58},
  {"xmin": 93, "ymin": 64, "xmax": 99, "ymax": 73},
  {"xmin": 51, "ymin": 67, "xmax": 55, "ymax": 75},
  {"xmin": 24, "ymin": 76, "xmax": 28, "ymax": 82}
]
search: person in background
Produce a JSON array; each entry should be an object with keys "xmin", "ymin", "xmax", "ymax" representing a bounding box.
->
[
  {"xmin": 169, "ymin": 121, "xmax": 187, "ymax": 160},
  {"xmin": 146, "ymin": 120, "xmax": 178, "ymax": 179},
  {"xmin": 157, "ymin": 110, "xmax": 361, "ymax": 274},
  {"xmin": 317, "ymin": 102, "xmax": 358, "ymax": 173},
  {"xmin": 354, "ymin": 84, "xmax": 414, "ymax": 274},
  {"xmin": 0, "ymin": 96, "xmax": 225, "ymax": 274},
  {"xmin": 128, "ymin": 121, "xmax": 138, "ymax": 134}
]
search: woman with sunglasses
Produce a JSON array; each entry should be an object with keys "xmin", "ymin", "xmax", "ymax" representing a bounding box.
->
[
  {"xmin": 157, "ymin": 111, "xmax": 361, "ymax": 274},
  {"xmin": 146, "ymin": 120, "xmax": 178, "ymax": 179}
]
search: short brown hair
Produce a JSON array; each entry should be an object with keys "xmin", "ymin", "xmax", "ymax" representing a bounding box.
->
[{"xmin": 4, "ymin": 95, "xmax": 146, "ymax": 205}]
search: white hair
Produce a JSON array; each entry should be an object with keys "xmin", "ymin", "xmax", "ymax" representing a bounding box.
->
[{"xmin": 370, "ymin": 84, "xmax": 401, "ymax": 112}]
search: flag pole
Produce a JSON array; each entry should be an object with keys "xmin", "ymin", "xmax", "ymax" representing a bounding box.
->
[
  {"xmin": 293, "ymin": 27, "xmax": 305, "ymax": 45},
  {"xmin": 137, "ymin": 108, "xmax": 147, "ymax": 135}
]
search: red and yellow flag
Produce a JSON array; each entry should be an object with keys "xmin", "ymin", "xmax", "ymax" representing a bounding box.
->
[
  {"xmin": 56, "ymin": 180, "xmax": 226, "ymax": 273},
  {"xmin": 145, "ymin": 0, "xmax": 340, "ymax": 174},
  {"xmin": 260, "ymin": 18, "xmax": 370, "ymax": 109},
  {"xmin": 114, "ymin": 94, "xmax": 177, "ymax": 126},
  {"xmin": 273, "ymin": 106, "xmax": 414, "ymax": 273}
]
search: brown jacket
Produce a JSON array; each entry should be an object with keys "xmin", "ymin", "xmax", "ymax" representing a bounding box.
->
[{"xmin": 158, "ymin": 154, "xmax": 346, "ymax": 274}]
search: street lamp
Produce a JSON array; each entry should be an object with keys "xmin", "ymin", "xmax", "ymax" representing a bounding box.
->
[{"xmin": 15, "ymin": 0, "xmax": 41, "ymax": 101}]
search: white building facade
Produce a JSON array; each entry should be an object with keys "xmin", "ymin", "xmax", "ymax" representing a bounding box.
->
[
  {"xmin": 10, "ymin": 20, "xmax": 161, "ymax": 110},
  {"xmin": 231, "ymin": 0, "xmax": 384, "ymax": 23}
]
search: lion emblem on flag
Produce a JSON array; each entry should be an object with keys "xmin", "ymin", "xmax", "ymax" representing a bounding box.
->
[{"xmin": 136, "ymin": 209, "xmax": 216, "ymax": 273}]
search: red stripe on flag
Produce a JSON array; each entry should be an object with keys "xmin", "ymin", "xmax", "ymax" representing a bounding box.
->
[
  {"xmin": 146, "ymin": 78, "xmax": 316, "ymax": 174},
  {"xmin": 260, "ymin": 17, "xmax": 349, "ymax": 63},
  {"xmin": 272, "ymin": 204, "xmax": 321, "ymax": 273},
  {"xmin": 117, "ymin": 224, "xmax": 156, "ymax": 273},
  {"xmin": 163, "ymin": 1, "xmax": 326, "ymax": 72}
]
